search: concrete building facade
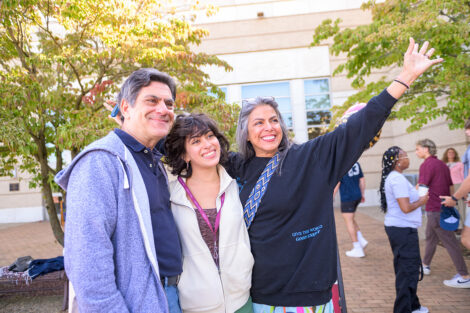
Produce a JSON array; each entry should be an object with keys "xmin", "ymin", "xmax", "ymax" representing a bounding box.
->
[
  {"xmin": 1, "ymin": 0, "xmax": 468, "ymax": 222},
  {"xmin": 192, "ymin": 0, "xmax": 469, "ymax": 207},
  {"xmin": 0, "ymin": 166, "xmax": 45, "ymax": 223}
]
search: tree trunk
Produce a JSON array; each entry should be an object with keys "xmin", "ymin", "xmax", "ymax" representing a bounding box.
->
[
  {"xmin": 71, "ymin": 147, "xmax": 80, "ymax": 160},
  {"xmin": 42, "ymin": 175, "xmax": 64, "ymax": 246},
  {"xmin": 37, "ymin": 137, "xmax": 64, "ymax": 246}
]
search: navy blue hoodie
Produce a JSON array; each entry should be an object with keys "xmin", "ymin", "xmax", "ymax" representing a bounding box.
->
[{"xmin": 226, "ymin": 89, "xmax": 397, "ymax": 306}]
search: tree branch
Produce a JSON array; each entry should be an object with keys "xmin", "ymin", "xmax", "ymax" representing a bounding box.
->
[
  {"xmin": 55, "ymin": 146, "xmax": 63, "ymax": 173},
  {"xmin": 5, "ymin": 24, "xmax": 33, "ymax": 74},
  {"xmin": 25, "ymin": 14, "xmax": 86, "ymax": 95}
]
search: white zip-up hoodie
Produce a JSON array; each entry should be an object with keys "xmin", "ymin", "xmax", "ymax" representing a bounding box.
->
[{"xmin": 169, "ymin": 165, "xmax": 254, "ymax": 313}]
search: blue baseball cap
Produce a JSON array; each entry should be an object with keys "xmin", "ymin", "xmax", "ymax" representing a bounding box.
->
[{"xmin": 440, "ymin": 205, "xmax": 460, "ymax": 231}]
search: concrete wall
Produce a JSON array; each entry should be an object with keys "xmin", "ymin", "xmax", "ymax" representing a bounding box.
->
[
  {"xmin": 0, "ymin": 169, "xmax": 44, "ymax": 223},
  {"xmin": 193, "ymin": 0, "xmax": 468, "ymax": 206},
  {"xmin": 1, "ymin": 0, "xmax": 466, "ymax": 215}
]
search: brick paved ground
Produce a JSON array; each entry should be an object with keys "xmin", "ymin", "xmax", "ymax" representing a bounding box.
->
[
  {"xmin": 0, "ymin": 221, "xmax": 63, "ymax": 267},
  {"xmin": 0, "ymin": 209, "xmax": 469, "ymax": 312},
  {"xmin": 336, "ymin": 207, "xmax": 470, "ymax": 313}
]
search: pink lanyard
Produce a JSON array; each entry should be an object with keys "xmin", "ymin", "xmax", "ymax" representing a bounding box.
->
[{"xmin": 177, "ymin": 176, "xmax": 225, "ymax": 240}]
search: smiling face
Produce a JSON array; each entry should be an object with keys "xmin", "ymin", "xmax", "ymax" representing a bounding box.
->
[
  {"xmin": 121, "ymin": 81, "xmax": 175, "ymax": 148},
  {"xmin": 184, "ymin": 131, "xmax": 221, "ymax": 171},
  {"xmin": 247, "ymin": 105, "xmax": 283, "ymax": 158}
]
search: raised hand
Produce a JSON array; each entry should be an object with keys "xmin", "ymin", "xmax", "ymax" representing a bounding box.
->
[
  {"xmin": 399, "ymin": 37, "xmax": 443, "ymax": 86},
  {"xmin": 387, "ymin": 37, "xmax": 443, "ymax": 99}
]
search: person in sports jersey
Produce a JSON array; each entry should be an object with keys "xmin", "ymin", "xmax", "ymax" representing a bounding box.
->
[
  {"xmin": 165, "ymin": 113, "xmax": 254, "ymax": 313},
  {"xmin": 225, "ymin": 38, "xmax": 442, "ymax": 312},
  {"xmin": 334, "ymin": 162, "xmax": 368, "ymax": 258}
]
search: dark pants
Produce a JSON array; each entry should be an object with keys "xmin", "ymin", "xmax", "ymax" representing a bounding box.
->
[{"xmin": 385, "ymin": 226, "xmax": 422, "ymax": 313}]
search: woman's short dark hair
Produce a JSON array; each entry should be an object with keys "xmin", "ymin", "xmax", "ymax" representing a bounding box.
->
[{"xmin": 164, "ymin": 113, "xmax": 230, "ymax": 178}]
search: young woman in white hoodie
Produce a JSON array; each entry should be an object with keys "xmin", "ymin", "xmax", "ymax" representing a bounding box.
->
[{"xmin": 164, "ymin": 113, "xmax": 254, "ymax": 313}]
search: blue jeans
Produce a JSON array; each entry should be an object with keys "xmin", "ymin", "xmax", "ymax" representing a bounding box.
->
[{"xmin": 164, "ymin": 285, "xmax": 182, "ymax": 313}]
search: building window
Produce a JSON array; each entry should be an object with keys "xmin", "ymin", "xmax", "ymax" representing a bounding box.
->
[
  {"xmin": 208, "ymin": 86, "xmax": 227, "ymax": 101},
  {"xmin": 241, "ymin": 82, "xmax": 292, "ymax": 128},
  {"xmin": 304, "ymin": 79, "xmax": 331, "ymax": 139},
  {"xmin": 9, "ymin": 183, "xmax": 19, "ymax": 192}
]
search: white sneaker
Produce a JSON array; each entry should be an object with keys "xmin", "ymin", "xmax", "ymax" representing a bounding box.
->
[
  {"xmin": 422, "ymin": 265, "xmax": 431, "ymax": 275},
  {"xmin": 412, "ymin": 306, "xmax": 429, "ymax": 313},
  {"xmin": 345, "ymin": 246, "xmax": 365, "ymax": 258},
  {"xmin": 357, "ymin": 231, "xmax": 368, "ymax": 248},
  {"xmin": 359, "ymin": 237, "xmax": 368, "ymax": 248},
  {"xmin": 443, "ymin": 274, "xmax": 470, "ymax": 288}
]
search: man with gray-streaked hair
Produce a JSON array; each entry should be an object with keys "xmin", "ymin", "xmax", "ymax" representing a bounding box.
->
[
  {"xmin": 55, "ymin": 68, "xmax": 184, "ymax": 312},
  {"xmin": 416, "ymin": 138, "xmax": 470, "ymax": 288},
  {"xmin": 416, "ymin": 138, "xmax": 437, "ymax": 156}
]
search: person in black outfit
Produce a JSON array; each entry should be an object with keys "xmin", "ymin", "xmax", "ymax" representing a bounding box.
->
[{"xmin": 225, "ymin": 38, "xmax": 442, "ymax": 312}]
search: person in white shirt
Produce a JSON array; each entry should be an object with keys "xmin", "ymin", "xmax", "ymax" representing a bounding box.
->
[{"xmin": 379, "ymin": 146, "xmax": 429, "ymax": 313}]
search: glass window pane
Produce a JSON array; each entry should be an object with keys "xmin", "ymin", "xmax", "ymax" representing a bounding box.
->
[
  {"xmin": 242, "ymin": 82, "xmax": 290, "ymax": 98},
  {"xmin": 304, "ymin": 79, "xmax": 329, "ymax": 94},
  {"xmin": 220, "ymin": 87, "xmax": 227, "ymax": 96},
  {"xmin": 306, "ymin": 110, "xmax": 331, "ymax": 126},
  {"xmin": 305, "ymin": 95, "xmax": 330, "ymax": 110},
  {"xmin": 276, "ymin": 97, "xmax": 291, "ymax": 112},
  {"xmin": 281, "ymin": 113, "xmax": 292, "ymax": 128},
  {"xmin": 308, "ymin": 126, "xmax": 328, "ymax": 140},
  {"xmin": 207, "ymin": 87, "xmax": 227, "ymax": 100}
]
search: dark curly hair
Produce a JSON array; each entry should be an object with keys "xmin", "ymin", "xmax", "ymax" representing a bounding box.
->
[{"xmin": 164, "ymin": 113, "xmax": 230, "ymax": 178}]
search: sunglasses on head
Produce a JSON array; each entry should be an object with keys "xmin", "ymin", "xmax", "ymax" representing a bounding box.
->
[{"xmin": 241, "ymin": 96, "xmax": 275, "ymax": 107}]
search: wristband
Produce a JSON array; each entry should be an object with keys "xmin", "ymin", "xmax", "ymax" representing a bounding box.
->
[
  {"xmin": 451, "ymin": 195, "xmax": 458, "ymax": 202},
  {"xmin": 394, "ymin": 79, "xmax": 410, "ymax": 89}
]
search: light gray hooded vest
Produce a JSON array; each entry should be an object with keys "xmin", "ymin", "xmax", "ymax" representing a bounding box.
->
[{"xmin": 55, "ymin": 131, "xmax": 169, "ymax": 313}]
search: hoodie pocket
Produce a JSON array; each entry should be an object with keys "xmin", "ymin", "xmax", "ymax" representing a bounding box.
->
[
  {"xmin": 178, "ymin": 253, "xmax": 224, "ymax": 312},
  {"xmin": 220, "ymin": 242, "xmax": 254, "ymax": 298}
]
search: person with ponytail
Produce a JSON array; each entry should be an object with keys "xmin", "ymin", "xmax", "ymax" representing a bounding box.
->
[{"xmin": 380, "ymin": 146, "xmax": 429, "ymax": 313}]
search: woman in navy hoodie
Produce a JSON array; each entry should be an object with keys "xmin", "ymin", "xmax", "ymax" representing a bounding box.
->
[{"xmin": 225, "ymin": 38, "xmax": 442, "ymax": 313}]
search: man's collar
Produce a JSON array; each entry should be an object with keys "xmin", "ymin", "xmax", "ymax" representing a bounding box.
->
[{"xmin": 114, "ymin": 128, "xmax": 148, "ymax": 153}]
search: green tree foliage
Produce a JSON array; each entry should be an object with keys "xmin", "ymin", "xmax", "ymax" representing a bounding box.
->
[
  {"xmin": 311, "ymin": 0, "xmax": 469, "ymax": 131},
  {"xmin": 0, "ymin": 0, "xmax": 237, "ymax": 245}
]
